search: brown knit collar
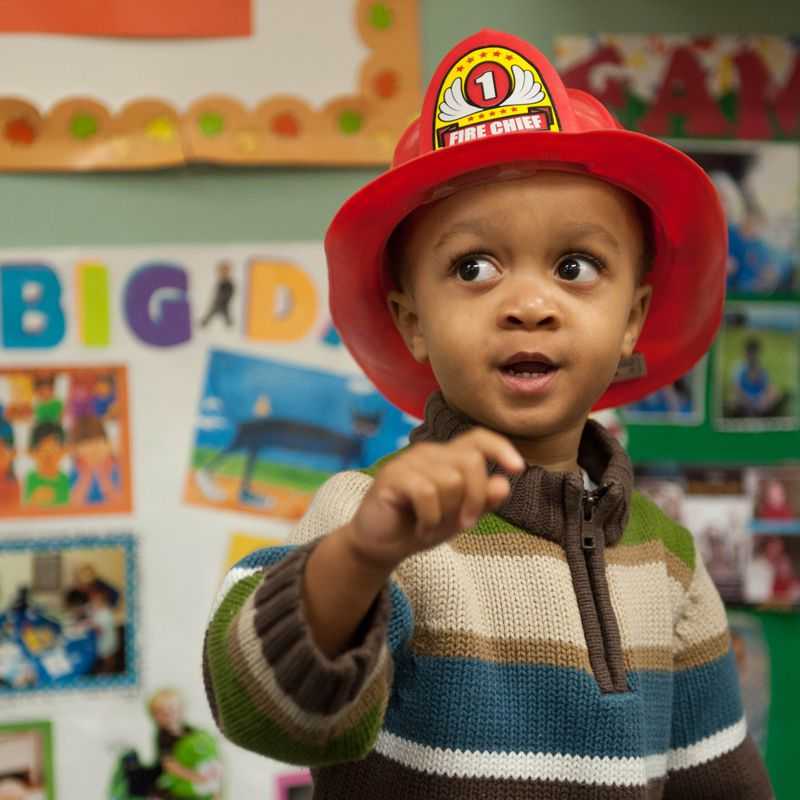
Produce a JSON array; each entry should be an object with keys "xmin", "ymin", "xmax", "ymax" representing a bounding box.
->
[{"xmin": 409, "ymin": 391, "xmax": 633, "ymax": 547}]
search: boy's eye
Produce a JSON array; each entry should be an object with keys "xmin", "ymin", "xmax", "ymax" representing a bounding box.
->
[
  {"xmin": 454, "ymin": 256, "xmax": 498, "ymax": 283},
  {"xmin": 556, "ymin": 254, "xmax": 603, "ymax": 283}
]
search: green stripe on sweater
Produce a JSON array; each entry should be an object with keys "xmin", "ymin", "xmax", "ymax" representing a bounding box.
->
[
  {"xmin": 620, "ymin": 491, "xmax": 696, "ymax": 570},
  {"xmin": 205, "ymin": 571, "xmax": 386, "ymax": 765}
]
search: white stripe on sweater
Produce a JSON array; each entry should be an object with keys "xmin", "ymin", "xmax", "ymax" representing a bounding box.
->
[
  {"xmin": 209, "ymin": 565, "xmax": 261, "ymax": 619},
  {"xmin": 374, "ymin": 717, "xmax": 747, "ymax": 785}
]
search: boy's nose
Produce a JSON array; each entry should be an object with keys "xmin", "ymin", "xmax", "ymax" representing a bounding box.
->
[{"xmin": 497, "ymin": 291, "xmax": 560, "ymax": 330}]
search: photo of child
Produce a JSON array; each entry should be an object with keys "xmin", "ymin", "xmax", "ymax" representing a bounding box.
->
[
  {"xmin": 746, "ymin": 467, "xmax": 800, "ymax": 535},
  {"xmin": 716, "ymin": 304, "xmax": 800, "ymax": 431},
  {"xmin": 109, "ymin": 688, "xmax": 222, "ymax": 800},
  {"xmin": 744, "ymin": 535, "xmax": 800, "ymax": 608},
  {"xmin": 0, "ymin": 536, "xmax": 136, "ymax": 694},
  {"xmin": 0, "ymin": 722, "xmax": 54, "ymax": 800},
  {"xmin": 622, "ymin": 358, "xmax": 706, "ymax": 425},
  {"xmin": 679, "ymin": 141, "xmax": 799, "ymax": 297},
  {"xmin": 0, "ymin": 366, "xmax": 131, "ymax": 517}
]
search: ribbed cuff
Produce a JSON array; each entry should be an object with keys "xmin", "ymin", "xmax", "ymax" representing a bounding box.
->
[{"xmin": 250, "ymin": 541, "xmax": 391, "ymax": 716}]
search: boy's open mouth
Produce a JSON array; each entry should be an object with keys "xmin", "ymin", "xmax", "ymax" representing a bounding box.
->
[{"xmin": 499, "ymin": 352, "xmax": 558, "ymax": 377}]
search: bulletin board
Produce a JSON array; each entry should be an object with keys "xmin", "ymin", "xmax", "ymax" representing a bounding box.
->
[
  {"xmin": 0, "ymin": 0, "xmax": 421, "ymax": 170},
  {"xmin": 0, "ymin": 244, "xmax": 417, "ymax": 798},
  {"xmin": 558, "ymin": 36, "xmax": 800, "ymax": 797}
]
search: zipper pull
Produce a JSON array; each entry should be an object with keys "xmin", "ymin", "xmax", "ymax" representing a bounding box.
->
[{"xmin": 580, "ymin": 484, "xmax": 609, "ymax": 551}]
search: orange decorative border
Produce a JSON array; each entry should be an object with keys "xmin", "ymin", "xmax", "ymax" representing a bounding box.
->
[{"xmin": 0, "ymin": 0, "xmax": 420, "ymax": 171}]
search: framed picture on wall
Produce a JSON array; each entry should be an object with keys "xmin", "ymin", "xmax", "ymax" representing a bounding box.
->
[{"xmin": 714, "ymin": 303, "xmax": 800, "ymax": 431}]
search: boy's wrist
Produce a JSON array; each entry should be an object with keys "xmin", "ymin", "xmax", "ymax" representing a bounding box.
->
[{"xmin": 330, "ymin": 523, "xmax": 398, "ymax": 587}]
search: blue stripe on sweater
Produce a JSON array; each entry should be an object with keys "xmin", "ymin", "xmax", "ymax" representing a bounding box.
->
[
  {"xmin": 670, "ymin": 647, "xmax": 743, "ymax": 749},
  {"xmin": 234, "ymin": 546, "xmax": 293, "ymax": 570},
  {"xmin": 385, "ymin": 651, "xmax": 740, "ymax": 758}
]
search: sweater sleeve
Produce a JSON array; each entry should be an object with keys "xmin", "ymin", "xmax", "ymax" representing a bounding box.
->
[
  {"xmin": 663, "ymin": 555, "xmax": 774, "ymax": 799},
  {"xmin": 202, "ymin": 470, "xmax": 415, "ymax": 766}
]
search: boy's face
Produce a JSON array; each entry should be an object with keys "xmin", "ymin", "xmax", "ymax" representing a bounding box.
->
[
  {"xmin": 152, "ymin": 694, "xmax": 184, "ymax": 731},
  {"xmin": 389, "ymin": 172, "xmax": 651, "ymax": 448},
  {"xmin": 31, "ymin": 435, "xmax": 65, "ymax": 475},
  {"xmin": 75, "ymin": 435, "xmax": 112, "ymax": 466}
]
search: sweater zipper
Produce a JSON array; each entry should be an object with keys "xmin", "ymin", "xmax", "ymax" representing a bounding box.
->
[{"xmin": 578, "ymin": 483, "xmax": 628, "ymax": 694}]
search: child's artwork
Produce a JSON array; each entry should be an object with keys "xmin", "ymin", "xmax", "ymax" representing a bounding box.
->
[
  {"xmin": 554, "ymin": 35, "xmax": 799, "ymax": 142},
  {"xmin": 744, "ymin": 534, "xmax": 800, "ymax": 609},
  {"xmin": 0, "ymin": 365, "xmax": 132, "ymax": 517},
  {"xmin": 746, "ymin": 467, "xmax": 800, "ymax": 535},
  {"xmin": 0, "ymin": 721, "xmax": 54, "ymax": 800},
  {"xmin": 727, "ymin": 611, "xmax": 770, "ymax": 755},
  {"xmin": 622, "ymin": 357, "xmax": 706, "ymax": 425},
  {"xmin": 185, "ymin": 350, "xmax": 414, "ymax": 520},
  {"xmin": 0, "ymin": 0, "xmax": 421, "ymax": 170},
  {"xmin": 715, "ymin": 304, "xmax": 800, "ymax": 431},
  {"xmin": 276, "ymin": 772, "xmax": 313, "ymax": 800},
  {"xmin": 0, "ymin": 535, "xmax": 137, "ymax": 695},
  {"xmin": 679, "ymin": 141, "xmax": 799, "ymax": 298},
  {"xmin": 108, "ymin": 688, "xmax": 223, "ymax": 800}
]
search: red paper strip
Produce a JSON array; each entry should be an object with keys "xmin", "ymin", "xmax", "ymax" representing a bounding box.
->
[{"xmin": 0, "ymin": 0, "xmax": 251, "ymax": 38}]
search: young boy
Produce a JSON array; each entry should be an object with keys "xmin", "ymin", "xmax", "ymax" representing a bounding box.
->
[
  {"xmin": 203, "ymin": 31, "xmax": 773, "ymax": 799},
  {"xmin": 24, "ymin": 421, "xmax": 69, "ymax": 507}
]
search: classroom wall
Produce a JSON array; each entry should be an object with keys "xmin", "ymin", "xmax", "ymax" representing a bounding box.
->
[{"xmin": 0, "ymin": 1, "xmax": 797, "ymax": 798}]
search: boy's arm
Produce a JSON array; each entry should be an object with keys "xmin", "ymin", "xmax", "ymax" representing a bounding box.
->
[
  {"xmin": 202, "ymin": 470, "xmax": 413, "ymax": 766},
  {"xmin": 663, "ymin": 556, "xmax": 774, "ymax": 799}
]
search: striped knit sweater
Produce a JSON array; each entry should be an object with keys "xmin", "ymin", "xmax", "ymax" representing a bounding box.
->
[{"xmin": 203, "ymin": 393, "xmax": 773, "ymax": 799}]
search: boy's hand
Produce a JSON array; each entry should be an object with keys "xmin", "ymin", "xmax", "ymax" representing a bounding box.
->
[{"xmin": 343, "ymin": 428, "xmax": 525, "ymax": 572}]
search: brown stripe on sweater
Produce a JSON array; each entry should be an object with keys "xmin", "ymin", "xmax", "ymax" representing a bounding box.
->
[
  {"xmin": 252, "ymin": 542, "xmax": 391, "ymax": 716},
  {"xmin": 622, "ymin": 646, "xmax": 674, "ymax": 672},
  {"xmin": 673, "ymin": 630, "xmax": 731, "ymax": 671},
  {"xmin": 605, "ymin": 539, "xmax": 693, "ymax": 590},
  {"xmin": 411, "ymin": 628, "xmax": 674, "ymax": 673},
  {"xmin": 228, "ymin": 589, "xmax": 392, "ymax": 746},
  {"xmin": 664, "ymin": 734, "xmax": 773, "ymax": 799},
  {"xmin": 311, "ymin": 751, "xmax": 668, "ymax": 799},
  {"xmin": 411, "ymin": 628, "xmax": 593, "ymax": 670}
]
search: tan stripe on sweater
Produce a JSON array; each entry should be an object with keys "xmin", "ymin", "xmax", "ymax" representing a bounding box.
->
[{"xmin": 606, "ymin": 539, "xmax": 693, "ymax": 590}]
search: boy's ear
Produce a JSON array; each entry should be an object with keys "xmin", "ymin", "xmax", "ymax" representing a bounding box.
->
[
  {"xmin": 387, "ymin": 290, "xmax": 428, "ymax": 363},
  {"xmin": 621, "ymin": 283, "xmax": 653, "ymax": 358}
]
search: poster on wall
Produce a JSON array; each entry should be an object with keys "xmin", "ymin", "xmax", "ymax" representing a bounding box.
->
[
  {"xmin": 679, "ymin": 140, "xmax": 800, "ymax": 298},
  {"xmin": 554, "ymin": 35, "xmax": 800, "ymax": 142},
  {"xmin": 186, "ymin": 350, "xmax": 413, "ymax": 520},
  {"xmin": 0, "ymin": 243, "xmax": 417, "ymax": 799},
  {"xmin": 0, "ymin": 365, "xmax": 132, "ymax": 517},
  {"xmin": 0, "ymin": 0, "xmax": 421, "ymax": 170},
  {"xmin": 0, "ymin": 535, "xmax": 137, "ymax": 695}
]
